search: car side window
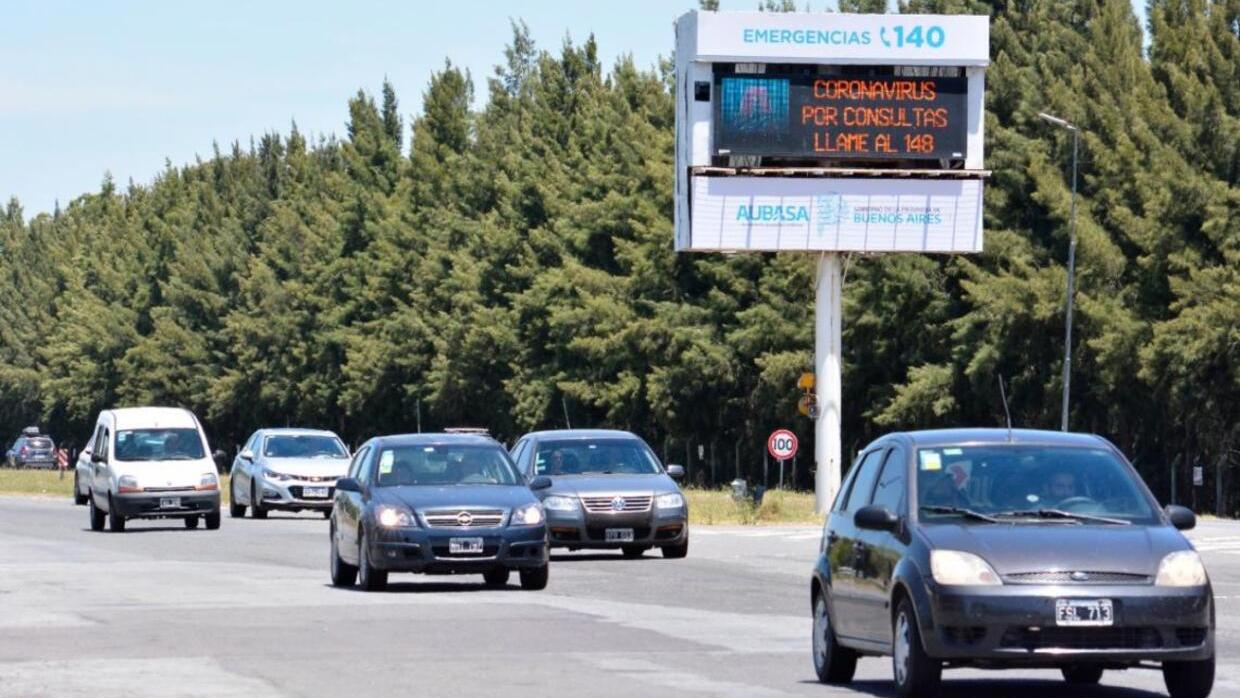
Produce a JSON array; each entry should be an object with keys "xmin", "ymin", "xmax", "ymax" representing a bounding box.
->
[
  {"xmin": 98, "ymin": 428, "xmax": 110, "ymax": 460},
  {"xmin": 243, "ymin": 432, "xmax": 259, "ymax": 454},
  {"xmin": 841, "ymin": 449, "xmax": 885, "ymax": 512},
  {"xmin": 347, "ymin": 446, "xmax": 369, "ymax": 480},
  {"xmin": 510, "ymin": 439, "xmax": 528, "ymax": 466},
  {"xmin": 869, "ymin": 447, "xmax": 907, "ymax": 515}
]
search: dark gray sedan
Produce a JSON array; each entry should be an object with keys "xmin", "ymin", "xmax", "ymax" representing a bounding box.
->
[
  {"xmin": 812, "ymin": 428, "xmax": 1214, "ymax": 698},
  {"xmin": 509, "ymin": 429, "xmax": 688, "ymax": 558}
]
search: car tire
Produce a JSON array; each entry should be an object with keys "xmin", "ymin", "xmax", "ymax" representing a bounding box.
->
[
  {"xmin": 1163, "ymin": 656, "xmax": 1214, "ymax": 698},
  {"xmin": 1062, "ymin": 665, "xmax": 1103, "ymax": 684},
  {"xmin": 250, "ymin": 483, "xmax": 268, "ymax": 519},
  {"xmin": 661, "ymin": 538, "xmax": 689, "ymax": 559},
  {"xmin": 621, "ymin": 545, "xmax": 646, "ymax": 559},
  {"xmin": 329, "ymin": 526, "xmax": 358, "ymax": 587},
  {"xmin": 107, "ymin": 496, "xmax": 126, "ymax": 533},
  {"xmin": 229, "ymin": 481, "xmax": 246, "ymax": 518},
  {"xmin": 812, "ymin": 592, "xmax": 857, "ymax": 684},
  {"xmin": 204, "ymin": 510, "xmax": 221, "ymax": 530},
  {"xmin": 73, "ymin": 474, "xmax": 88, "ymax": 505},
  {"xmin": 88, "ymin": 493, "xmax": 105, "ymax": 531},
  {"xmin": 892, "ymin": 598, "xmax": 940, "ymax": 698},
  {"xmin": 483, "ymin": 569, "xmax": 510, "ymax": 587},
  {"xmin": 519, "ymin": 565, "xmax": 549, "ymax": 590},
  {"xmin": 357, "ymin": 531, "xmax": 387, "ymax": 592},
  {"xmin": 184, "ymin": 516, "xmax": 199, "ymax": 529}
]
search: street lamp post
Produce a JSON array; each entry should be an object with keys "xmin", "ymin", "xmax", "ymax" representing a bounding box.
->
[{"xmin": 1038, "ymin": 111, "xmax": 1080, "ymax": 432}]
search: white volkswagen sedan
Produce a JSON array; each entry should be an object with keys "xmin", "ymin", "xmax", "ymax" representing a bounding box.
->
[{"xmin": 229, "ymin": 428, "xmax": 350, "ymax": 519}]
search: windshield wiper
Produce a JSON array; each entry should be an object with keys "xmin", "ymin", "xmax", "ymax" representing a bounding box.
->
[
  {"xmin": 919, "ymin": 505, "xmax": 1002, "ymax": 523},
  {"xmin": 993, "ymin": 508, "xmax": 1131, "ymax": 526}
]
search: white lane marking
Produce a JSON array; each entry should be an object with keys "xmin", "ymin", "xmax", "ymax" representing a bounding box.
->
[{"xmin": 0, "ymin": 657, "xmax": 283, "ymax": 697}]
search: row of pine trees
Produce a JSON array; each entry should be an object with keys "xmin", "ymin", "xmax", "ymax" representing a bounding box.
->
[{"xmin": 0, "ymin": 0, "xmax": 1236, "ymax": 506}]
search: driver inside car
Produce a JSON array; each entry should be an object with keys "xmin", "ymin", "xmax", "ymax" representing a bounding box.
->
[{"xmin": 1045, "ymin": 468, "xmax": 1080, "ymax": 506}]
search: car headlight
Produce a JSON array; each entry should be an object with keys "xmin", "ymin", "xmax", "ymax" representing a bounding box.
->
[
  {"xmin": 930, "ymin": 550, "xmax": 1002, "ymax": 586},
  {"xmin": 196, "ymin": 473, "xmax": 218, "ymax": 491},
  {"xmin": 656, "ymin": 492, "xmax": 685, "ymax": 509},
  {"xmin": 510, "ymin": 503, "xmax": 544, "ymax": 526},
  {"xmin": 1156, "ymin": 550, "xmax": 1208, "ymax": 587},
  {"xmin": 117, "ymin": 475, "xmax": 141, "ymax": 493},
  {"xmin": 542, "ymin": 495, "xmax": 579, "ymax": 512},
  {"xmin": 264, "ymin": 469, "xmax": 290, "ymax": 481},
  {"xmin": 376, "ymin": 505, "xmax": 417, "ymax": 528}
]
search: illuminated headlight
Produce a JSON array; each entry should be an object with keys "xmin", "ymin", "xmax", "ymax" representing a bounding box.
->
[
  {"xmin": 117, "ymin": 475, "xmax": 141, "ymax": 493},
  {"xmin": 376, "ymin": 505, "xmax": 416, "ymax": 528},
  {"xmin": 542, "ymin": 495, "xmax": 579, "ymax": 512},
  {"xmin": 930, "ymin": 550, "xmax": 1002, "ymax": 586},
  {"xmin": 197, "ymin": 473, "xmax": 218, "ymax": 491},
  {"xmin": 1156, "ymin": 551, "xmax": 1208, "ymax": 587},
  {"xmin": 264, "ymin": 469, "xmax": 290, "ymax": 482},
  {"xmin": 656, "ymin": 492, "xmax": 685, "ymax": 509},
  {"xmin": 511, "ymin": 503, "xmax": 544, "ymax": 526}
]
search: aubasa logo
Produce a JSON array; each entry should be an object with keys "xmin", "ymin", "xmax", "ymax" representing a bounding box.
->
[{"xmin": 736, "ymin": 204, "xmax": 809, "ymax": 223}]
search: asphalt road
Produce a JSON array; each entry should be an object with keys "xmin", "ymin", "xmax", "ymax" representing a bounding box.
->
[{"xmin": 1, "ymin": 496, "xmax": 1237, "ymax": 698}]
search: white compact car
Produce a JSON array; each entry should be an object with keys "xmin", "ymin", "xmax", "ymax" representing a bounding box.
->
[
  {"xmin": 84, "ymin": 407, "xmax": 222, "ymax": 532},
  {"xmin": 229, "ymin": 428, "xmax": 350, "ymax": 519}
]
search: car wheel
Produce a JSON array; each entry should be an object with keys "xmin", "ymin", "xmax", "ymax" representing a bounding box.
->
[
  {"xmin": 1163, "ymin": 656, "xmax": 1214, "ymax": 698},
  {"xmin": 204, "ymin": 510, "xmax": 221, "ymax": 530},
  {"xmin": 250, "ymin": 483, "xmax": 268, "ymax": 519},
  {"xmin": 184, "ymin": 516, "xmax": 199, "ymax": 529},
  {"xmin": 519, "ymin": 565, "xmax": 549, "ymax": 590},
  {"xmin": 229, "ymin": 481, "xmax": 246, "ymax": 518},
  {"xmin": 661, "ymin": 538, "xmax": 689, "ymax": 559},
  {"xmin": 329, "ymin": 525, "xmax": 358, "ymax": 587},
  {"xmin": 892, "ymin": 598, "xmax": 940, "ymax": 698},
  {"xmin": 107, "ymin": 496, "xmax": 126, "ymax": 533},
  {"xmin": 74, "ymin": 473, "xmax": 88, "ymax": 505},
  {"xmin": 357, "ymin": 530, "xmax": 387, "ymax": 591},
  {"xmin": 1062, "ymin": 665, "xmax": 1103, "ymax": 684},
  {"xmin": 812, "ymin": 592, "xmax": 857, "ymax": 683},
  {"xmin": 88, "ymin": 493, "xmax": 106, "ymax": 531},
  {"xmin": 483, "ymin": 569, "xmax": 510, "ymax": 587},
  {"xmin": 621, "ymin": 545, "xmax": 646, "ymax": 559}
]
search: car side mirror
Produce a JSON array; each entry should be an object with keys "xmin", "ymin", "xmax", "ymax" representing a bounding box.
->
[
  {"xmin": 855, "ymin": 504, "xmax": 900, "ymax": 532},
  {"xmin": 335, "ymin": 477, "xmax": 361, "ymax": 493},
  {"xmin": 1165, "ymin": 504, "xmax": 1196, "ymax": 531},
  {"xmin": 666, "ymin": 464, "xmax": 685, "ymax": 480},
  {"xmin": 90, "ymin": 450, "xmax": 106, "ymax": 464},
  {"xmin": 528, "ymin": 475, "xmax": 552, "ymax": 491},
  {"xmin": 239, "ymin": 449, "xmax": 254, "ymax": 461}
]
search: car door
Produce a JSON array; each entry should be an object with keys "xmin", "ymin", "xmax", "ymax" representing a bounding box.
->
[
  {"xmin": 232, "ymin": 432, "xmax": 259, "ymax": 503},
  {"xmin": 89, "ymin": 422, "xmax": 112, "ymax": 507},
  {"xmin": 854, "ymin": 444, "xmax": 910, "ymax": 643},
  {"xmin": 335, "ymin": 444, "xmax": 371, "ymax": 565},
  {"xmin": 826, "ymin": 447, "xmax": 886, "ymax": 641}
]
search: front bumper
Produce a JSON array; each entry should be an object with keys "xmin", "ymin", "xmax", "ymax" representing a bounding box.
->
[
  {"xmin": 114, "ymin": 490, "xmax": 220, "ymax": 518},
  {"xmin": 367, "ymin": 524, "xmax": 548, "ymax": 574},
  {"xmin": 922, "ymin": 582, "xmax": 1214, "ymax": 665},
  {"xmin": 544, "ymin": 507, "xmax": 688, "ymax": 548},
  {"xmin": 258, "ymin": 477, "xmax": 336, "ymax": 510}
]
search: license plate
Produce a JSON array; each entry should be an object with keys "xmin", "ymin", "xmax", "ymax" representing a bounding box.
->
[
  {"xmin": 159, "ymin": 497, "xmax": 181, "ymax": 508},
  {"xmin": 605, "ymin": 528, "xmax": 635, "ymax": 543},
  {"xmin": 1056, "ymin": 599, "xmax": 1114, "ymax": 626},
  {"xmin": 449, "ymin": 537, "xmax": 484, "ymax": 554},
  {"xmin": 302, "ymin": 487, "xmax": 329, "ymax": 498}
]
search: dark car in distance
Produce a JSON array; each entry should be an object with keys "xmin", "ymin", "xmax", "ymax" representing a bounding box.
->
[
  {"xmin": 812, "ymin": 429, "xmax": 1214, "ymax": 698},
  {"xmin": 7, "ymin": 428, "xmax": 56, "ymax": 469},
  {"xmin": 509, "ymin": 429, "xmax": 688, "ymax": 558},
  {"xmin": 329, "ymin": 433, "xmax": 551, "ymax": 591}
]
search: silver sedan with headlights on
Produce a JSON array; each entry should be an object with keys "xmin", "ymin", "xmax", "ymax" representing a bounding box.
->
[
  {"xmin": 229, "ymin": 428, "xmax": 351, "ymax": 519},
  {"xmin": 509, "ymin": 429, "xmax": 688, "ymax": 558}
]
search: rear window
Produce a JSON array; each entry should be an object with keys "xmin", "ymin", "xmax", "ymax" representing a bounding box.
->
[{"xmin": 26, "ymin": 438, "xmax": 53, "ymax": 449}]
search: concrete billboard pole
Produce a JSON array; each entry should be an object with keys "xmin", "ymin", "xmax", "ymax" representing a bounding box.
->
[{"xmin": 815, "ymin": 253, "xmax": 843, "ymax": 514}]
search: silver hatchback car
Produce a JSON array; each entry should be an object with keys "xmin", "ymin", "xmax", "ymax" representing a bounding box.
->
[{"xmin": 229, "ymin": 428, "xmax": 351, "ymax": 519}]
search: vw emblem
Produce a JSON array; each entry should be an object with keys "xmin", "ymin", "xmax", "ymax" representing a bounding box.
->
[
  {"xmin": 610, "ymin": 496, "xmax": 625, "ymax": 512},
  {"xmin": 1070, "ymin": 571, "xmax": 1089, "ymax": 582},
  {"xmin": 456, "ymin": 511, "xmax": 473, "ymax": 526}
]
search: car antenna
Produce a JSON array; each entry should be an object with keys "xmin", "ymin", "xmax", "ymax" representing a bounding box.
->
[{"xmin": 998, "ymin": 374, "xmax": 1014, "ymax": 442}]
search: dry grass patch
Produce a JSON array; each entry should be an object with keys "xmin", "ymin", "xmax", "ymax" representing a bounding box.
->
[{"xmin": 686, "ymin": 487, "xmax": 822, "ymax": 526}]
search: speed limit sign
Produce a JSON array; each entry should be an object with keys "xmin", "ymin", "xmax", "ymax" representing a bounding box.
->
[{"xmin": 767, "ymin": 429, "xmax": 798, "ymax": 461}]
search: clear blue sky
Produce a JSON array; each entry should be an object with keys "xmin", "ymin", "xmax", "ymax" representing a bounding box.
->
[{"xmin": 2, "ymin": 1, "xmax": 1149, "ymax": 218}]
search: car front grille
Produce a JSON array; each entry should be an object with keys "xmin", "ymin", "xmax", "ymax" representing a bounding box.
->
[
  {"xmin": 1003, "ymin": 571, "xmax": 1152, "ymax": 585},
  {"xmin": 1000, "ymin": 626, "xmax": 1162, "ymax": 651},
  {"xmin": 141, "ymin": 486, "xmax": 195, "ymax": 493},
  {"xmin": 292, "ymin": 475, "xmax": 336, "ymax": 483},
  {"xmin": 422, "ymin": 509, "xmax": 506, "ymax": 528},
  {"xmin": 581, "ymin": 495, "xmax": 652, "ymax": 513}
]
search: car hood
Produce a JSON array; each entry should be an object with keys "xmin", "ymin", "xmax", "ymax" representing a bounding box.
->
[
  {"xmin": 375, "ymin": 485, "xmax": 538, "ymax": 512},
  {"xmin": 542, "ymin": 473, "xmax": 680, "ymax": 496},
  {"xmin": 919, "ymin": 522, "xmax": 1190, "ymax": 576},
  {"xmin": 260, "ymin": 457, "xmax": 350, "ymax": 478}
]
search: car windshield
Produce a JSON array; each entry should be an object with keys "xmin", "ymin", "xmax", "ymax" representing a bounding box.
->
[
  {"xmin": 916, "ymin": 445, "xmax": 1157, "ymax": 524},
  {"xmin": 375, "ymin": 445, "xmax": 520, "ymax": 487},
  {"xmin": 264, "ymin": 435, "xmax": 347, "ymax": 458},
  {"xmin": 114, "ymin": 429, "xmax": 205, "ymax": 462},
  {"xmin": 533, "ymin": 438, "xmax": 662, "ymax": 476}
]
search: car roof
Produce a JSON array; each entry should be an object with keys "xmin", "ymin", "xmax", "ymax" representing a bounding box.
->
[
  {"xmin": 880, "ymin": 428, "xmax": 1108, "ymax": 449},
  {"xmin": 107, "ymin": 407, "xmax": 198, "ymax": 431},
  {"xmin": 521, "ymin": 429, "xmax": 641, "ymax": 441},
  {"xmin": 258, "ymin": 428, "xmax": 341, "ymax": 437},
  {"xmin": 373, "ymin": 433, "xmax": 500, "ymax": 448}
]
